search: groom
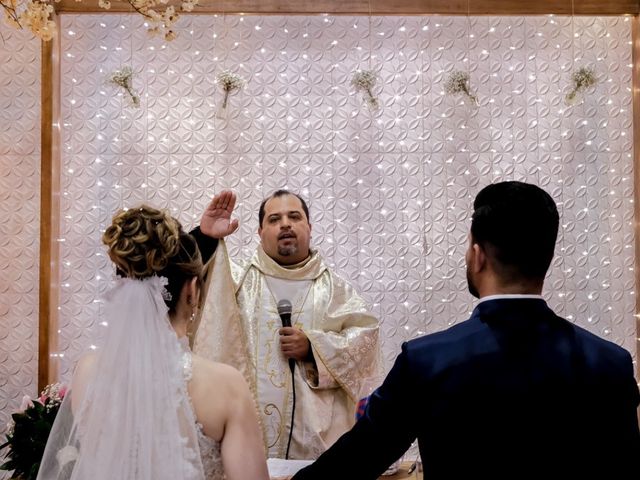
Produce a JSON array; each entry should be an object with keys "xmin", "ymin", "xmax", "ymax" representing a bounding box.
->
[{"xmin": 292, "ymin": 181, "xmax": 640, "ymax": 479}]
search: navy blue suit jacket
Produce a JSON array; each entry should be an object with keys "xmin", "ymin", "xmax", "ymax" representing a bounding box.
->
[{"xmin": 293, "ymin": 298, "xmax": 640, "ymax": 479}]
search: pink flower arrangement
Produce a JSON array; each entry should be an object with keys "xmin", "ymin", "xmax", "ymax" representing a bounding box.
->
[{"xmin": 1, "ymin": 383, "xmax": 67, "ymax": 480}]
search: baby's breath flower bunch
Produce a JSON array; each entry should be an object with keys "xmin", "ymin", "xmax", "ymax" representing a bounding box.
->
[
  {"xmin": 351, "ymin": 70, "xmax": 379, "ymax": 110},
  {"xmin": 444, "ymin": 70, "xmax": 478, "ymax": 106},
  {"xmin": 107, "ymin": 66, "xmax": 140, "ymax": 108},
  {"xmin": 1, "ymin": 0, "xmax": 59, "ymax": 41},
  {"xmin": 565, "ymin": 66, "xmax": 597, "ymax": 105},
  {"xmin": 216, "ymin": 70, "xmax": 245, "ymax": 109}
]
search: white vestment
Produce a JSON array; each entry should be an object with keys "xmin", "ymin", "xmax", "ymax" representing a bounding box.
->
[{"xmin": 194, "ymin": 241, "xmax": 382, "ymax": 460}]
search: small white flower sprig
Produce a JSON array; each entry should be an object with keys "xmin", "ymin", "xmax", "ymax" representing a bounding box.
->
[
  {"xmin": 2, "ymin": 0, "xmax": 198, "ymax": 41},
  {"xmin": 39, "ymin": 382, "xmax": 66, "ymax": 412},
  {"xmin": 444, "ymin": 70, "xmax": 478, "ymax": 106},
  {"xmin": 216, "ymin": 69, "xmax": 245, "ymax": 111},
  {"xmin": 565, "ymin": 66, "xmax": 597, "ymax": 105},
  {"xmin": 96, "ymin": 0, "xmax": 198, "ymax": 41},
  {"xmin": 1, "ymin": 0, "xmax": 59, "ymax": 41},
  {"xmin": 351, "ymin": 69, "xmax": 379, "ymax": 110},
  {"xmin": 107, "ymin": 66, "xmax": 140, "ymax": 108}
]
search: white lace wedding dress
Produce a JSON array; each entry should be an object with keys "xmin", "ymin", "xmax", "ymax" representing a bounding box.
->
[
  {"xmin": 180, "ymin": 338, "xmax": 225, "ymax": 479},
  {"xmin": 36, "ymin": 277, "xmax": 227, "ymax": 480}
]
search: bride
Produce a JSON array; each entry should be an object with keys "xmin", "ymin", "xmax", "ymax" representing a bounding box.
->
[{"xmin": 37, "ymin": 205, "xmax": 269, "ymax": 480}]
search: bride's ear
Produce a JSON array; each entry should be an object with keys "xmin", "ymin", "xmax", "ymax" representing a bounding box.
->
[{"xmin": 185, "ymin": 276, "xmax": 200, "ymax": 307}]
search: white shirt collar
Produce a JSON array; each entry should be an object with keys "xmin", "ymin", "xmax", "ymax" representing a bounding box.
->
[{"xmin": 477, "ymin": 293, "xmax": 544, "ymax": 305}]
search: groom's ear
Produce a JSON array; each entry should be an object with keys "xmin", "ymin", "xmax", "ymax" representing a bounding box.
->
[{"xmin": 471, "ymin": 242, "xmax": 489, "ymax": 274}]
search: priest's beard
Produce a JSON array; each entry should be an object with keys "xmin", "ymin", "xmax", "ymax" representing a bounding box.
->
[
  {"xmin": 278, "ymin": 244, "xmax": 298, "ymax": 257},
  {"xmin": 466, "ymin": 265, "xmax": 480, "ymax": 299}
]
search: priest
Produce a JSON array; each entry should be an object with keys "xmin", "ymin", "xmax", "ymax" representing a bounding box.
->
[{"xmin": 191, "ymin": 189, "xmax": 382, "ymax": 460}]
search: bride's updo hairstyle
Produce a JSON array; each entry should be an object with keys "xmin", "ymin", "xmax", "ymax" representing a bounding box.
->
[{"xmin": 102, "ymin": 205, "xmax": 204, "ymax": 313}]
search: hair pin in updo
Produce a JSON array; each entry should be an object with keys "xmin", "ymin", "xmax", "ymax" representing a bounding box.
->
[{"xmin": 161, "ymin": 286, "xmax": 172, "ymax": 302}]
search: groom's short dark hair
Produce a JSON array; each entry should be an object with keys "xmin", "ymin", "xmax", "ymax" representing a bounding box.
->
[{"xmin": 471, "ymin": 181, "xmax": 559, "ymax": 281}]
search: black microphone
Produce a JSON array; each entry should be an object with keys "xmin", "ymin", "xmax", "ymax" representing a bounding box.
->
[
  {"xmin": 277, "ymin": 299, "xmax": 295, "ymax": 373},
  {"xmin": 277, "ymin": 298, "xmax": 296, "ymax": 459}
]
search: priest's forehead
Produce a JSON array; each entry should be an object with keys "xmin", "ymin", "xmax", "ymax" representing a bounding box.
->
[{"xmin": 259, "ymin": 190, "xmax": 310, "ymax": 225}]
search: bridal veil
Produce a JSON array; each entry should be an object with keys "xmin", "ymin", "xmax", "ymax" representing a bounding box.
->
[{"xmin": 37, "ymin": 276, "xmax": 205, "ymax": 480}]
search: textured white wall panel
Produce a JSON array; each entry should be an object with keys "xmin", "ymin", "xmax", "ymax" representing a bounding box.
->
[
  {"xmin": 0, "ymin": 23, "xmax": 41, "ymax": 449},
  {"xmin": 56, "ymin": 14, "xmax": 635, "ymax": 378}
]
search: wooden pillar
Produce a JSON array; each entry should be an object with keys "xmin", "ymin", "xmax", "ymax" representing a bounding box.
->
[{"xmin": 38, "ymin": 15, "xmax": 61, "ymax": 392}]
